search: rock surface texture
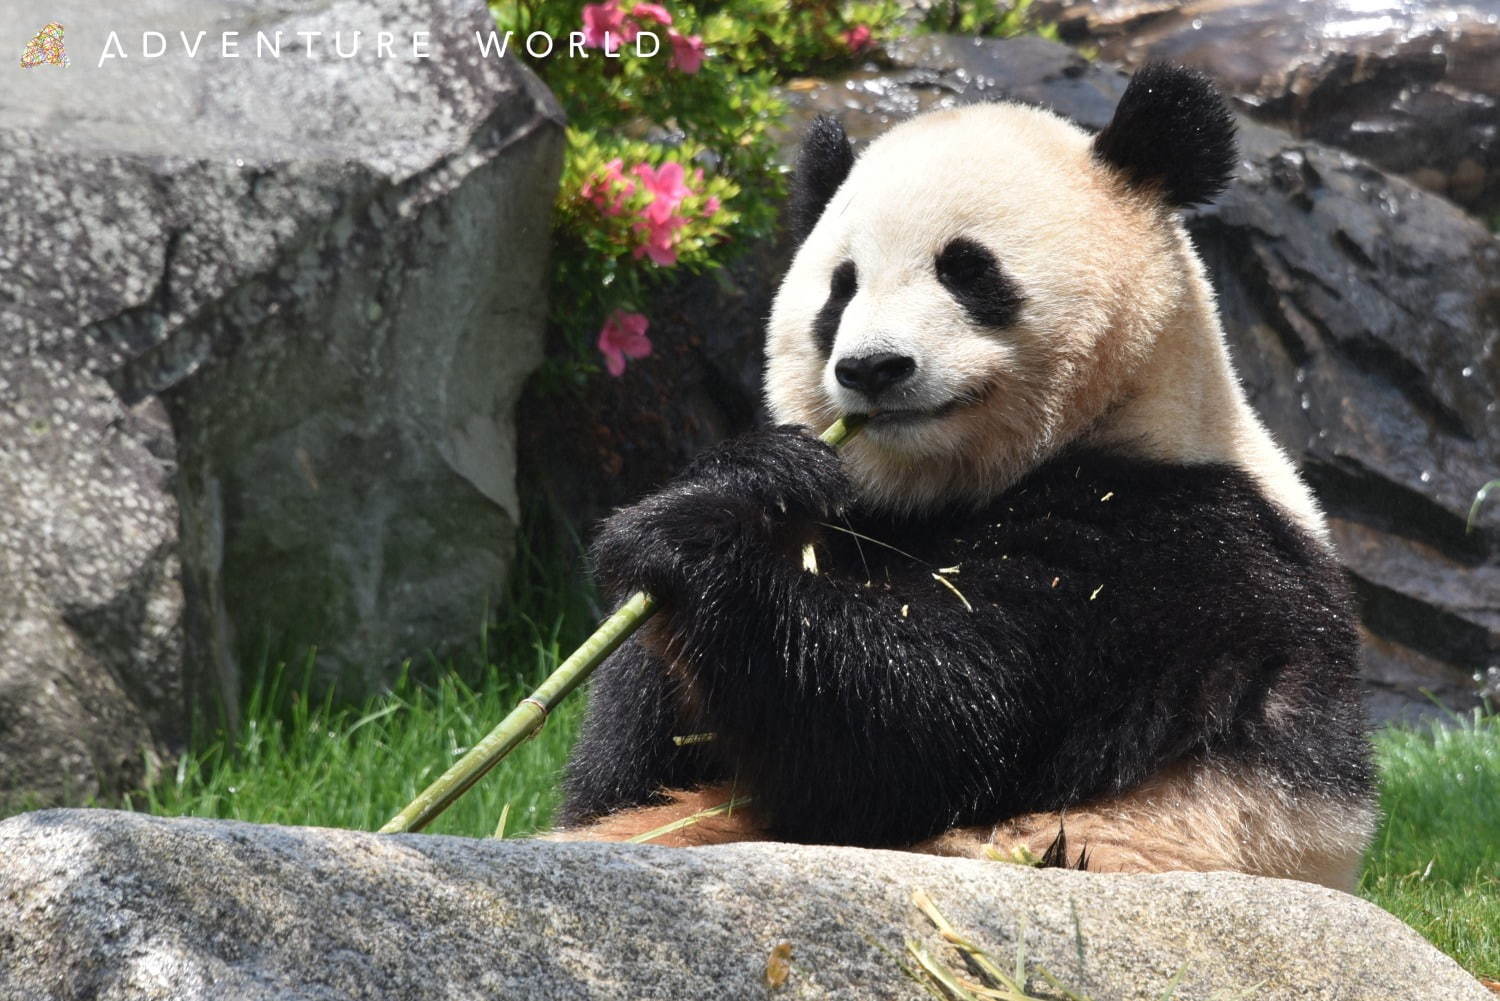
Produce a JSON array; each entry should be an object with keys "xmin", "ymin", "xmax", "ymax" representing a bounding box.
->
[
  {"xmin": 0, "ymin": 810, "xmax": 1490, "ymax": 1001},
  {"xmin": 0, "ymin": 366, "xmax": 181, "ymax": 811},
  {"xmin": 0, "ymin": 0, "xmax": 563, "ymax": 800},
  {"xmin": 1038, "ymin": 0, "xmax": 1500, "ymax": 215},
  {"xmin": 540, "ymin": 35, "xmax": 1495, "ymax": 722}
]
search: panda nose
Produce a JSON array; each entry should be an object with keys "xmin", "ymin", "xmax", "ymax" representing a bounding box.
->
[{"xmin": 834, "ymin": 352, "xmax": 916, "ymax": 397}]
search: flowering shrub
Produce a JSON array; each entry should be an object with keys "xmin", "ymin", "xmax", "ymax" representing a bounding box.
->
[
  {"xmin": 496, "ymin": 0, "xmax": 903, "ymax": 380},
  {"xmin": 498, "ymin": 0, "xmax": 1053, "ymax": 380}
]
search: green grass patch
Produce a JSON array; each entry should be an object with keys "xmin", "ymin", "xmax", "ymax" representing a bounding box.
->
[
  {"xmin": 131, "ymin": 661, "xmax": 583, "ymax": 839},
  {"xmin": 1358, "ymin": 706, "xmax": 1500, "ymax": 980},
  {"xmin": 128, "ymin": 539, "xmax": 596, "ymax": 840}
]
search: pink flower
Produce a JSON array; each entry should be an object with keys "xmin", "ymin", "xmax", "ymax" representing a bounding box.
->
[
  {"xmin": 583, "ymin": 158, "xmax": 635, "ymax": 215},
  {"xmin": 597, "ymin": 310, "xmax": 652, "ymax": 377},
  {"xmin": 842, "ymin": 24, "xmax": 872, "ymax": 52},
  {"xmin": 632, "ymin": 215, "xmax": 686, "ymax": 266},
  {"xmin": 631, "ymin": 2, "xmax": 673, "ymax": 25},
  {"xmin": 633, "ymin": 161, "xmax": 693, "ymax": 223},
  {"xmin": 701, "ymin": 194, "xmax": 721, "ymax": 218},
  {"xmin": 582, "ymin": 0, "xmax": 636, "ymax": 51},
  {"xmin": 600, "ymin": 158, "xmax": 633, "ymax": 189},
  {"xmin": 667, "ymin": 28, "xmax": 705, "ymax": 73}
]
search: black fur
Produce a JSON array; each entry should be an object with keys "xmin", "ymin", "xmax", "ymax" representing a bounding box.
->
[
  {"xmin": 1092, "ymin": 63, "xmax": 1238, "ymax": 208},
  {"xmin": 935, "ymin": 238, "xmax": 1025, "ymax": 328},
  {"xmin": 789, "ymin": 116, "xmax": 856, "ymax": 243},
  {"xmin": 560, "ymin": 428, "xmax": 1373, "ymax": 846},
  {"xmin": 813, "ymin": 260, "xmax": 858, "ymax": 355}
]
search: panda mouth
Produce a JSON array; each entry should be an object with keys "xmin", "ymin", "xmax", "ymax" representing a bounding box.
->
[
  {"xmin": 864, "ymin": 396, "xmax": 967, "ymax": 428},
  {"xmin": 866, "ymin": 409, "xmax": 939, "ymax": 427}
]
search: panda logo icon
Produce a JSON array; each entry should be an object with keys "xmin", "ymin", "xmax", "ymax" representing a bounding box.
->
[{"xmin": 20, "ymin": 22, "xmax": 71, "ymax": 69}]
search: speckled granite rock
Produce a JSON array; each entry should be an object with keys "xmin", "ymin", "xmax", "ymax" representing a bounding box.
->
[
  {"xmin": 0, "ymin": 363, "xmax": 180, "ymax": 811},
  {"xmin": 0, "ymin": 0, "xmax": 564, "ymax": 775},
  {"xmin": 0, "ymin": 810, "xmax": 1490, "ymax": 1001}
]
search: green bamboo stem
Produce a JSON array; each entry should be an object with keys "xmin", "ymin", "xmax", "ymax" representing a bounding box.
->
[{"xmin": 379, "ymin": 415, "xmax": 865, "ymax": 834}]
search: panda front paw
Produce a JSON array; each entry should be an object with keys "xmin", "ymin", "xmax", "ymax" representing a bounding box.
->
[
  {"xmin": 678, "ymin": 425, "xmax": 849, "ymax": 518},
  {"xmin": 590, "ymin": 425, "xmax": 849, "ymax": 601}
]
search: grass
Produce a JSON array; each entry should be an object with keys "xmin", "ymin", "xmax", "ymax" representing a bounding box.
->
[
  {"xmin": 126, "ymin": 537, "xmax": 596, "ymax": 840},
  {"xmin": 1359, "ymin": 706, "xmax": 1500, "ymax": 980}
]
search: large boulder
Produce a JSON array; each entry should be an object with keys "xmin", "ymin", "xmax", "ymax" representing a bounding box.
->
[
  {"xmin": 0, "ymin": 810, "xmax": 1489, "ymax": 1001},
  {"xmin": 0, "ymin": 0, "xmax": 564, "ymax": 792},
  {"xmin": 530, "ymin": 35, "xmax": 1496, "ymax": 723},
  {"xmin": 1037, "ymin": 0, "xmax": 1500, "ymax": 215},
  {"xmin": 0, "ymin": 363, "xmax": 180, "ymax": 812}
]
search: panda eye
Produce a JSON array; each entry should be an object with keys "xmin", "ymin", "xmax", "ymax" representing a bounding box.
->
[
  {"xmin": 813, "ymin": 260, "xmax": 858, "ymax": 356},
  {"xmin": 934, "ymin": 238, "xmax": 1024, "ymax": 328},
  {"xmin": 935, "ymin": 241, "xmax": 989, "ymax": 285},
  {"xmin": 829, "ymin": 260, "xmax": 858, "ymax": 300}
]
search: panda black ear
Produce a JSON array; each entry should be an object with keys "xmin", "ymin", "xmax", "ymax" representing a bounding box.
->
[
  {"xmin": 789, "ymin": 115, "xmax": 855, "ymax": 242},
  {"xmin": 1092, "ymin": 63, "xmax": 1237, "ymax": 208}
]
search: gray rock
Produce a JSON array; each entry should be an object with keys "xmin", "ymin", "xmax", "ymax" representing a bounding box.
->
[
  {"xmin": 0, "ymin": 361, "xmax": 180, "ymax": 811},
  {"xmin": 0, "ymin": 810, "xmax": 1489, "ymax": 1001},
  {"xmin": 1036, "ymin": 0, "xmax": 1500, "ymax": 215},
  {"xmin": 1, "ymin": 0, "xmax": 565, "ymax": 748}
]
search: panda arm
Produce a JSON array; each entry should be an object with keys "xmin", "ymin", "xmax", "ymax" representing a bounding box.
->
[
  {"xmin": 591, "ymin": 428, "xmax": 1362, "ymax": 847},
  {"xmin": 556, "ymin": 637, "xmax": 722, "ymax": 826},
  {"xmin": 589, "ymin": 427, "xmax": 1062, "ymax": 844}
]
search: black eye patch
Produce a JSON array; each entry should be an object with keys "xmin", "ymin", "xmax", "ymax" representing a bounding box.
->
[
  {"xmin": 813, "ymin": 260, "xmax": 858, "ymax": 355},
  {"xmin": 935, "ymin": 238, "xmax": 1024, "ymax": 328}
]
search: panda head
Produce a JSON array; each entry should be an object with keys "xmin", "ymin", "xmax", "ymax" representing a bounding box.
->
[{"xmin": 765, "ymin": 64, "xmax": 1238, "ymax": 512}]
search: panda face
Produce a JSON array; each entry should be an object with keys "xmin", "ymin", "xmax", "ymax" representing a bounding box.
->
[{"xmin": 766, "ymin": 100, "xmax": 1211, "ymax": 512}]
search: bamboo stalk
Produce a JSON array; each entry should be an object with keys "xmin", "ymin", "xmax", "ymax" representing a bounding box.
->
[{"xmin": 379, "ymin": 415, "xmax": 865, "ymax": 834}]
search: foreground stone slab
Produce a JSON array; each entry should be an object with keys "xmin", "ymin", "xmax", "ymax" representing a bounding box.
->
[{"xmin": 0, "ymin": 810, "xmax": 1487, "ymax": 1001}]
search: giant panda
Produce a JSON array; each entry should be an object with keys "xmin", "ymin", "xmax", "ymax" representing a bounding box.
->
[{"xmin": 551, "ymin": 64, "xmax": 1376, "ymax": 890}]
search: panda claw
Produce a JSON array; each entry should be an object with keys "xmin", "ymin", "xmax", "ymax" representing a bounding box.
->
[{"xmin": 1039, "ymin": 822, "xmax": 1091, "ymax": 871}]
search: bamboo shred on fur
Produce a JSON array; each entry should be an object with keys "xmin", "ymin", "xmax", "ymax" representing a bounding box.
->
[{"xmin": 627, "ymin": 794, "xmax": 754, "ymax": 844}]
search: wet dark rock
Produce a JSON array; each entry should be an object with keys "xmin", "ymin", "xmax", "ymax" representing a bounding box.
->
[
  {"xmin": 529, "ymin": 35, "xmax": 1496, "ymax": 723},
  {"xmin": 1036, "ymin": 0, "xmax": 1500, "ymax": 215},
  {"xmin": 1, "ymin": 0, "xmax": 564, "ymax": 806}
]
